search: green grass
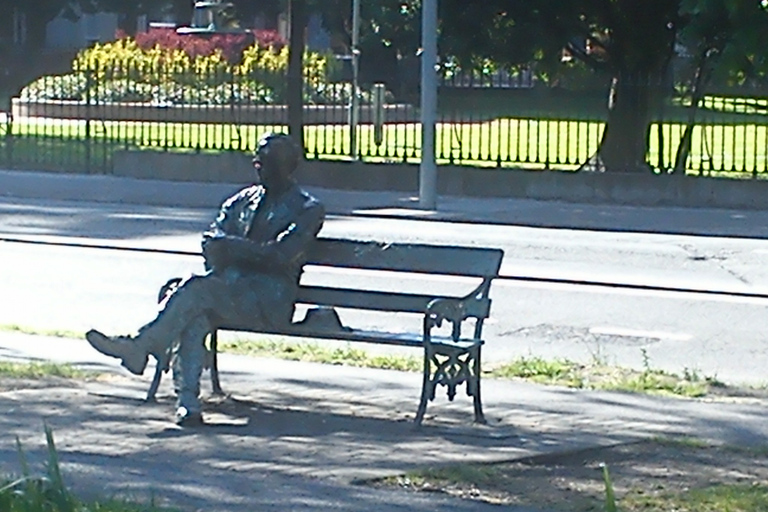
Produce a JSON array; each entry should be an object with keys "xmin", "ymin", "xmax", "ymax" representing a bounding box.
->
[
  {"xmin": 0, "ymin": 324, "xmax": 84, "ymax": 340},
  {"xmin": 4, "ymin": 113, "xmax": 767, "ymax": 176},
  {"xmin": 0, "ymin": 323, "xmax": 726, "ymax": 398},
  {"xmin": 225, "ymin": 339, "xmax": 720, "ymax": 398},
  {"xmin": 623, "ymin": 483, "xmax": 768, "ymax": 512},
  {"xmin": 488, "ymin": 356, "xmax": 716, "ymax": 398},
  {"xmin": 219, "ymin": 338, "xmax": 422, "ymax": 372},
  {"xmin": 0, "ymin": 326, "xmax": 93, "ymax": 380},
  {"xmin": 0, "ymin": 361, "xmax": 90, "ymax": 380}
]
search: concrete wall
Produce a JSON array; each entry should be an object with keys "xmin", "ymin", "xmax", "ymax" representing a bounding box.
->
[
  {"xmin": 12, "ymin": 100, "xmax": 417, "ymax": 125},
  {"xmin": 112, "ymin": 150, "xmax": 768, "ymax": 210}
]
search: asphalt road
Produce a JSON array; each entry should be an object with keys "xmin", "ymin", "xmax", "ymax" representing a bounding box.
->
[{"xmin": 2, "ymin": 192, "xmax": 768, "ymax": 385}]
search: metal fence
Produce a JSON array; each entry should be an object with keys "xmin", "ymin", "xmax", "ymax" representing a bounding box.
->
[{"xmin": 1, "ymin": 60, "xmax": 766, "ymax": 178}]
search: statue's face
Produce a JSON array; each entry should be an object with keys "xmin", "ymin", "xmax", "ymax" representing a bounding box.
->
[{"xmin": 253, "ymin": 137, "xmax": 289, "ymax": 187}]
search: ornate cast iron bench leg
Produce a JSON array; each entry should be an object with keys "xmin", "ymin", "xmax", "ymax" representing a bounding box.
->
[
  {"xmin": 145, "ymin": 331, "xmax": 223, "ymax": 401},
  {"xmin": 415, "ymin": 350, "xmax": 432, "ymax": 425},
  {"xmin": 145, "ymin": 358, "xmax": 165, "ymax": 402},
  {"xmin": 414, "ymin": 342, "xmax": 486, "ymax": 426},
  {"xmin": 471, "ymin": 344, "xmax": 486, "ymax": 424}
]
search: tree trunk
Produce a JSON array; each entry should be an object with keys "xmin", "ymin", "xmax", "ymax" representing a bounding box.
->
[
  {"xmin": 118, "ymin": 12, "xmax": 140, "ymax": 36},
  {"xmin": 596, "ymin": 73, "xmax": 655, "ymax": 173},
  {"xmin": 24, "ymin": 10, "xmax": 47, "ymax": 53},
  {"xmin": 673, "ymin": 51, "xmax": 713, "ymax": 175},
  {"xmin": 287, "ymin": 0, "xmax": 306, "ymax": 152},
  {"xmin": 173, "ymin": 0, "xmax": 194, "ymax": 27}
]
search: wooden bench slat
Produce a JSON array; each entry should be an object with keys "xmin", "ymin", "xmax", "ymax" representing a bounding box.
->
[
  {"xmin": 308, "ymin": 238, "xmax": 504, "ymax": 277},
  {"xmin": 296, "ymin": 286, "xmax": 492, "ymax": 317},
  {"xmin": 224, "ymin": 325, "xmax": 483, "ymax": 348}
]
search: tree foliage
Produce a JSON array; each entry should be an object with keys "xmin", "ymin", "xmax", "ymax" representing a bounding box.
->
[
  {"xmin": 305, "ymin": 0, "xmax": 767, "ymax": 173},
  {"xmin": 7, "ymin": 0, "xmax": 767, "ymax": 174}
]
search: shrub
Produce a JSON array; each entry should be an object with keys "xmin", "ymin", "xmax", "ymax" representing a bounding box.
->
[
  {"xmin": 21, "ymin": 74, "xmax": 88, "ymax": 101},
  {"xmin": 19, "ymin": 28, "xmax": 392, "ymax": 106},
  {"xmin": 116, "ymin": 27, "xmax": 286, "ymax": 63},
  {"xmin": 134, "ymin": 27, "xmax": 252, "ymax": 63}
]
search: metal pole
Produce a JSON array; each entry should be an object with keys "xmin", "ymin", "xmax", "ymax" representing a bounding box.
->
[
  {"xmin": 419, "ymin": 0, "xmax": 438, "ymax": 209},
  {"xmin": 349, "ymin": 0, "xmax": 361, "ymax": 159}
]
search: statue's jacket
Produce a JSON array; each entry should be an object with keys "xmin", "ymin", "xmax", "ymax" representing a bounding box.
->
[{"xmin": 201, "ymin": 183, "xmax": 325, "ymax": 330}]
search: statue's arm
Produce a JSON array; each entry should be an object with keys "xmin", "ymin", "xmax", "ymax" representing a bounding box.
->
[
  {"xmin": 201, "ymin": 190, "xmax": 248, "ymax": 270},
  {"xmin": 203, "ymin": 199, "xmax": 325, "ymax": 272},
  {"xmin": 260, "ymin": 200, "xmax": 326, "ymax": 268}
]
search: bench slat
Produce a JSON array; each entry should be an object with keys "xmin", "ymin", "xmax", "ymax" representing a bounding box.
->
[
  {"xmin": 308, "ymin": 238, "xmax": 503, "ymax": 278},
  {"xmin": 224, "ymin": 324, "xmax": 483, "ymax": 348},
  {"xmin": 297, "ymin": 285, "xmax": 492, "ymax": 318}
]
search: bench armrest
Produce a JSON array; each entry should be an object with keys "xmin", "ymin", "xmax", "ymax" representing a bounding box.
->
[
  {"xmin": 424, "ymin": 297, "xmax": 466, "ymax": 343},
  {"xmin": 422, "ymin": 279, "xmax": 493, "ymax": 344}
]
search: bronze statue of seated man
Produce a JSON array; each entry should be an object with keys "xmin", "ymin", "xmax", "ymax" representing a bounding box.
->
[{"xmin": 86, "ymin": 133, "xmax": 325, "ymax": 426}]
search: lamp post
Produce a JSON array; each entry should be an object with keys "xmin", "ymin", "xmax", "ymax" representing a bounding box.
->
[
  {"xmin": 349, "ymin": 0, "xmax": 361, "ymax": 160},
  {"xmin": 419, "ymin": 0, "xmax": 438, "ymax": 209}
]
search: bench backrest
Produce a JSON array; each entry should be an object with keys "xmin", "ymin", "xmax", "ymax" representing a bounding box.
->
[{"xmin": 297, "ymin": 237, "xmax": 504, "ymax": 319}]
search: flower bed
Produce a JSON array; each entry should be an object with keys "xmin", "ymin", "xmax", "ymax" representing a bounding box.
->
[{"xmin": 19, "ymin": 27, "xmax": 364, "ymax": 107}]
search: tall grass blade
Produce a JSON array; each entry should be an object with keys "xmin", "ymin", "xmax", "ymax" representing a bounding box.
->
[
  {"xmin": 44, "ymin": 423, "xmax": 75, "ymax": 512},
  {"xmin": 15, "ymin": 435, "xmax": 30, "ymax": 477},
  {"xmin": 601, "ymin": 463, "xmax": 617, "ymax": 512}
]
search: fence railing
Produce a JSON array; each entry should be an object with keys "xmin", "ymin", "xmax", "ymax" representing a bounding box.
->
[{"xmin": 1, "ymin": 61, "xmax": 766, "ymax": 178}]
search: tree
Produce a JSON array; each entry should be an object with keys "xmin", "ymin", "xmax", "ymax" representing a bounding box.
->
[
  {"xmin": 672, "ymin": 0, "xmax": 768, "ymax": 173},
  {"xmin": 562, "ymin": 1, "xmax": 680, "ymax": 174},
  {"xmin": 436, "ymin": 1, "xmax": 680, "ymax": 173},
  {"xmin": 0, "ymin": 0, "xmax": 79, "ymax": 51},
  {"xmin": 0, "ymin": 0, "xmax": 93, "ymax": 98},
  {"xmin": 287, "ymin": 0, "xmax": 307, "ymax": 150},
  {"xmin": 89, "ymin": 0, "xmax": 160, "ymax": 34}
]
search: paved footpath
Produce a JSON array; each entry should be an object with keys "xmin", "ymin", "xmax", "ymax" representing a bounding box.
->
[
  {"xmin": 2, "ymin": 332, "xmax": 768, "ymax": 511},
  {"xmin": 2, "ymin": 169, "xmax": 768, "ymax": 510},
  {"xmin": 5, "ymin": 169, "xmax": 768, "ymax": 238}
]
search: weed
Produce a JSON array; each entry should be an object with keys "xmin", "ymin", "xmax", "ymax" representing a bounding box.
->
[
  {"xmin": 624, "ymin": 483, "xmax": 768, "ymax": 511},
  {"xmin": 219, "ymin": 338, "xmax": 422, "ymax": 372},
  {"xmin": 489, "ymin": 357, "xmax": 583, "ymax": 386},
  {"xmin": 0, "ymin": 361, "xmax": 91, "ymax": 379},
  {"xmin": 600, "ymin": 463, "xmax": 617, "ymax": 512},
  {"xmin": 0, "ymin": 324, "xmax": 83, "ymax": 339}
]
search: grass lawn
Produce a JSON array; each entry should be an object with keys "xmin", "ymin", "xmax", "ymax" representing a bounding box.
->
[{"xmin": 5, "ymin": 115, "xmax": 767, "ymax": 176}]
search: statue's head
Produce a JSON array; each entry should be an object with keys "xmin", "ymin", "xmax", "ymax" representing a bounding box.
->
[{"xmin": 252, "ymin": 133, "xmax": 301, "ymax": 187}]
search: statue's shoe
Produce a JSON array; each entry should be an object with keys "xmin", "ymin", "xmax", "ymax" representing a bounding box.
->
[
  {"xmin": 85, "ymin": 329, "xmax": 148, "ymax": 375},
  {"xmin": 175, "ymin": 406, "xmax": 204, "ymax": 427}
]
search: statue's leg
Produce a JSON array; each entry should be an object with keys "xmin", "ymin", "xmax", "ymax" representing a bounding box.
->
[
  {"xmin": 137, "ymin": 274, "xmax": 234, "ymax": 355},
  {"xmin": 86, "ymin": 273, "xmax": 229, "ymax": 376},
  {"xmin": 172, "ymin": 315, "xmax": 209, "ymax": 425}
]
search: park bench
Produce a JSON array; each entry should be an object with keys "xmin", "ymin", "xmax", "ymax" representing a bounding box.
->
[{"xmin": 146, "ymin": 237, "xmax": 504, "ymax": 425}]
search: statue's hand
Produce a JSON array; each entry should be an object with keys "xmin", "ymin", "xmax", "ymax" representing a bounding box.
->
[
  {"xmin": 202, "ymin": 236, "xmax": 229, "ymax": 270},
  {"xmin": 203, "ymin": 235, "xmax": 265, "ymax": 270}
]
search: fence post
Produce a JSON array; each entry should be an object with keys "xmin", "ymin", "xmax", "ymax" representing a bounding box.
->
[
  {"xmin": 3, "ymin": 109, "xmax": 12, "ymax": 168},
  {"xmin": 84, "ymin": 66, "xmax": 93, "ymax": 174}
]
